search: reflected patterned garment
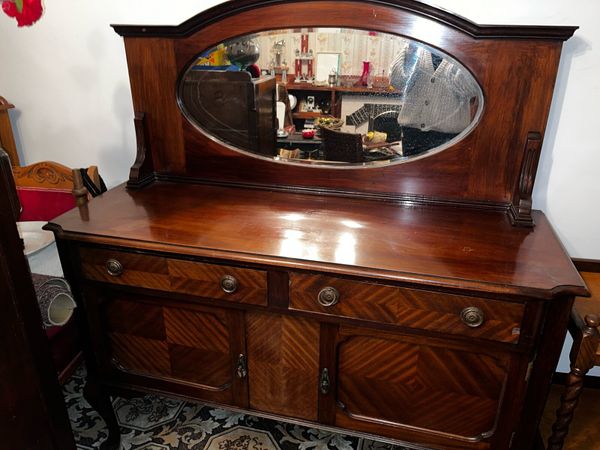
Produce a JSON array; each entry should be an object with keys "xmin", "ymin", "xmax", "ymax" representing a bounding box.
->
[{"xmin": 389, "ymin": 43, "xmax": 479, "ymax": 134}]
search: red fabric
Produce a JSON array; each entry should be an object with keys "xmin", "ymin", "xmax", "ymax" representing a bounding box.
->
[
  {"xmin": 17, "ymin": 187, "xmax": 76, "ymax": 221},
  {"xmin": 2, "ymin": 0, "xmax": 43, "ymax": 27}
]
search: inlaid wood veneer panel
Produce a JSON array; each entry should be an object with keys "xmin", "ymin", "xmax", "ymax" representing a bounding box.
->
[
  {"xmin": 335, "ymin": 332, "xmax": 508, "ymax": 441},
  {"xmin": 109, "ymin": 332, "xmax": 171, "ymax": 377},
  {"xmin": 290, "ymin": 273, "xmax": 524, "ymax": 343},
  {"xmin": 81, "ymin": 247, "xmax": 170, "ymax": 290},
  {"xmin": 169, "ymin": 344, "xmax": 231, "ymax": 387},
  {"xmin": 246, "ymin": 313, "xmax": 320, "ymax": 421},
  {"xmin": 80, "ymin": 247, "xmax": 267, "ymax": 305},
  {"xmin": 167, "ymin": 259, "xmax": 267, "ymax": 304},
  {"xmin": 104, "ymin": 296, "xmax": 234, "ymax": 397}
]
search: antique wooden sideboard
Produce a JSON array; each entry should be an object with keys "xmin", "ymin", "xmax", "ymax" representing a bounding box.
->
[{"xmin": 46, "ymin": 1, "xmax": 588, "ymax": 449}]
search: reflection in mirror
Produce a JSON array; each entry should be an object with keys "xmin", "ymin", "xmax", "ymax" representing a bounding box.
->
[{"xmin": 179, "ymin": 28, "xmax": 483, "ymax": 167}]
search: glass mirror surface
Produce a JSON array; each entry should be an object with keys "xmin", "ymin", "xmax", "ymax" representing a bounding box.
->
[{"xmin": 179, "ymin": 28, "xmax": 484, "ymax": 167}]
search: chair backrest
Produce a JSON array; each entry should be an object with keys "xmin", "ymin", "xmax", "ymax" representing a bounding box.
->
[
  {"xmin": 321, "ymin": 126, "xmax": 364, "ymax": 163},
  {"xmin": 0, "ymin": 96, "xmax": 19, "ymax": 166},
  {"xmin": 13, "ymin": 161, "xmax": 80, "ymax": 221},
  {"xmin": 1, "ymin": 95, "xmax": 106, "ymax": 221},
  {"xmin": 13, "ymin": 161, "xmax": 107, "ymax": 221}
]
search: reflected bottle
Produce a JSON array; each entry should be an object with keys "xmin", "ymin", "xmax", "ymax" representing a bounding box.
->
[{"xmin": 357, "ymin": 61, "xmax": 371, "ymax": 87}]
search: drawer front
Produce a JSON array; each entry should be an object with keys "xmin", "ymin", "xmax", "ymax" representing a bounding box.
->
[
  {"xmin": 289, "ymin": 273, "xmax": 524, "ymax": 343},
  {"xmin": 80, "ymin": 247, "xmax": 267, "ymax": 305}
]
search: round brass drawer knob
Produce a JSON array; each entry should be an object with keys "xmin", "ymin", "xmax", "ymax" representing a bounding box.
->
[
  {"xmin": 106, "ymin": 259, "xmax": 124, "ymax": 277},
  {"xmin": 460, "ymin": 306, "xmax": 485, "ymax": 328},
  {"xmin": 220, "ymin": 275, "xmax": 238, "ymax": 294},
  {"xmin": 318, "ymin": 287, "xmax": 340, "ymax": 307}
]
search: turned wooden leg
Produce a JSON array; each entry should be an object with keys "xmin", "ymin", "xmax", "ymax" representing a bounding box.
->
[
  {"xmin": 546, "ymin": 369, "xmax": 586, "ymax": 450},
  {"xmin": 83, "ymin": 379, "xmax": 121, "ymax": 450},
  {"xmin": 547, "ymin": 314, "xmax": 599, "ymax": 450}
]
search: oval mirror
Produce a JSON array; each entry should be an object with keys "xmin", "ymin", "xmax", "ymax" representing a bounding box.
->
[{"xmin": 178, "ymin": 28, "xmax": 483, "ymax": 167}]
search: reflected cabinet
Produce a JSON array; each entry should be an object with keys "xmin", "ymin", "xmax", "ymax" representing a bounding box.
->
[
  {"xmin": 178, "ymin": 27, "xmax": 484, "ymax": 165},
  {"xmin": 47, "ymin": 1, "xmax": 587, "ymax": 450}
]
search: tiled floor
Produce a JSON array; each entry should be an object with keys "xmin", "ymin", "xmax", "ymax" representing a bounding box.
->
[
  {"xmin": 63, "ymin": 366, "xmax": 425, "ymax": 450},
  {"xmin": 64, "ymin": 365, "xmax": 599, "ymax": 450}
]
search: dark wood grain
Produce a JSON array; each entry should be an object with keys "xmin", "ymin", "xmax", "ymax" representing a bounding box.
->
[
  {"xmin": 318, "ymin": 322, "xmax": 339, "ymax": 425},
  {"xmin": 111, "ymin": 0, "xmax": 577, "ymax": 40},
  {"xmin": 267, "ymin": 270, "xmax": 289, "ymax": 309},
  {"xmin": 127, "ymin": 112, "xmax": 155, "ymax": 189},
  {"xmin": 290, "ymin": 273, "xmax": 524, "ymax": 343},
  {"xmin": 49, "ymin": 182, "xmax": 586, "ymax": 300},
  {"xmin": 111, "ymin": 0, "xmax": 573, "ymax": 222},
  {"xmin": 80, "ymin": 246, "xmax": 268, "ymax": 305},
  {"xmin": 124, "ymin": 38, "xmax": 186, "ymax": 176},
  {"xmin": 44, "ymin": 2, "xmax": 585, "ymax": 450},
  {"xmin": 0, "ymin": 150, "xmax": 76, "ymax": 450},
  {"xmin": 0, "ymin": 96, "xmax": 19, "ymax": 166},
  {"xmin": 513, "ymin": 297, "xmax": 575, "ymax": 449},
  {"xmin": 333, "ymin": 326, "xmax": 509, "ymax": 448},
  {"xmin": 246, "ymin": 312, "xmax": 320, "ymax": 420},
  {"xmin": 509, "ymin": 132, "xmax": 543, "ymax": 227},
  {"xmin": 547, "ymin": 270, "xmax": 600, "ymax": 450},
  {"xmin": 572, "ymin": 258, "xmax": 600, "ymax": 274},
  {"xmin": 100, "ymin": 291, "xmax": 237, "ymax": 403}
]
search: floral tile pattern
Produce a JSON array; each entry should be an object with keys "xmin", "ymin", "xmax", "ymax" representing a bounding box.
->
[{"xmin": 63, "ymin": 365, "xmax": 428, "ymax": 450}]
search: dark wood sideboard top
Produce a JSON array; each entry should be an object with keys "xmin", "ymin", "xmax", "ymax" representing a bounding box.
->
[{"xmin": 47, "ymin": 182, "xmax": 586, "ymax": 300}]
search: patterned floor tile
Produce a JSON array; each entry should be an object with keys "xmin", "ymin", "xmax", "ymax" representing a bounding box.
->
[
  {"xmin": 204, "ymin": 426, "xmax": 280, "ymax": 450},
  {"xmin": 62, "ymin": 365, "xmax": 425, "ymax": 450}
]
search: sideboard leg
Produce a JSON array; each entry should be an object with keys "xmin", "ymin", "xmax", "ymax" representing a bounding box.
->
[
  {"xmin": 83, "ymin": 379, "xmax": 121, "ymax": 450},
  {"xmin": 546, "ymin": 369, "xmax": 585, "ymax": 450}
]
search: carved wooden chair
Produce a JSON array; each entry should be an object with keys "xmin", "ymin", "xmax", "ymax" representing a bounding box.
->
[
  {"xmin": 321, "ymin": 126, "xmax": 401, "ymax": 164},
  {"xmin": 546, "ymin": 260, "xmax": 600, "ymax": 450},
  {"xmin": 1, "ymin": 95, "xmax": 105, "ymax": 383},
  {"xmin": 13, "ymin": 161, "xmax": 100, "ymax": 220},
  {"xmin": 1, "ymin": 95, "xmax": 103, "ymax": 220},
  {"xmin": 321, "ymin": 126, "xmax": 365, "ymax": 163}
]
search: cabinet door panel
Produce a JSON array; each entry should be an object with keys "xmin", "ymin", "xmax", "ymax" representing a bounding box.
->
[
  {"xmin": 246, "ymin": 313, "xmax": 320, "ymax": 420},
  {"xmin": 96, "ymin": 291, "xmax": 240, "ymax": 404},
  {"xmin": 334, "ymin": 329, "xmax": 508, "ymax": 443}
]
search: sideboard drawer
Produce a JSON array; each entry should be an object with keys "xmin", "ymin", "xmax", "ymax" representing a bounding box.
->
[
  {"xmin": 80, "ymin": 247, "xmax": 267, "ymax": 305},
  {"xmin": 289, "ymin": 273, "xmax": 524, "ymax": 343}
]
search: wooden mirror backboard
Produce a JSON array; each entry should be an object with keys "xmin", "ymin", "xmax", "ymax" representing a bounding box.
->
[{"xmin": 114, "ymin": 0, "xmax": 576, "ymax": 226}]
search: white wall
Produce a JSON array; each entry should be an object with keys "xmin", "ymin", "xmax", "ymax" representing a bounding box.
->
[
  {"xmin": 0, "ymin": 0, "xmax": 221, "ymax": 188},
  {"xmin": 1, "ymin": 1, "xmax": 598, "ymax": 374}
]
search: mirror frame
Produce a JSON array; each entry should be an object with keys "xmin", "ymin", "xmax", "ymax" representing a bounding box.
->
[{"xmin": 113, "ymin": 0, "xmax": 575, "ymax": 226}]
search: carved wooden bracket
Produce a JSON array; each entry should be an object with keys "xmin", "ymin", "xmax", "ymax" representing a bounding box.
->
[
  {"xmin": 509, "ymin": 132, "xmax": 543, "ymax": 227},
  {"xmin": 127, "ymin": 112, "xmax": 155, "ymax": 189}
]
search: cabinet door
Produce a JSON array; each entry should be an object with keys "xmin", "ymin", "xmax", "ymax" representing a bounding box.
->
[
  {"xmin": 87, "ymin": 288, "xmax": 247, "ymax": 407},
  {"xmin": 331, "ymin": 326, "xmax": 509, "ymax": 446},
  {"xmin": 246, "ymin": 312, "xmax": 320, "ymax": 420}
]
